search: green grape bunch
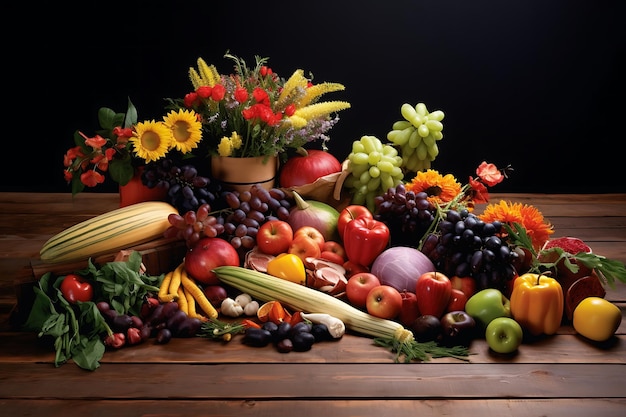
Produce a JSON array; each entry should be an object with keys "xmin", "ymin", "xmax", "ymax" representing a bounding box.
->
[
  {"xmin": 344, "ymin": 135, "xmax": 404, "ymax": 212},
  {"xmin": 387, "ymin": 103, "xmax": 445, "ymax": 172}
]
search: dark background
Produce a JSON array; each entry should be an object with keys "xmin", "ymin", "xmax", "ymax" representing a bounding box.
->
[{"xmin": 5, "ymin": 0, "xmax": 624, "ymax": 193}]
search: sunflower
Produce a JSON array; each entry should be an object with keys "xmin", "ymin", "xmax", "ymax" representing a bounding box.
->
[
  {"xmin": 163, "ymin": 109, "xmax": 202, "ymax": 154},
  {"xmin": 479, "ymin": 200, "xmax": 554, "ymax": 250},
  {"xmin": 405, "ymin": 169, "xmax": 462, "ymax": 205},
  {"xmin": 130, "ymin": 120, "xmax": 172, "ymax": 163}
]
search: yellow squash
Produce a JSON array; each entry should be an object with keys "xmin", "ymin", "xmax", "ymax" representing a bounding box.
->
[{"xmin": 40, "ymin": 201, "xmax": 178, "ymax": 263}]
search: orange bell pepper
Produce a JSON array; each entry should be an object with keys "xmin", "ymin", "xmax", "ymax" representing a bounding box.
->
[{"xmin": 510, "ymin": 273, "xmax": 564, "ymax": 336}]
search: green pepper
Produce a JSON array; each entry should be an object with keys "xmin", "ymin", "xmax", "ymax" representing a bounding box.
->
[{"xmin": 266, "ymin": 253, "xmax": 306, "ymax": 285}]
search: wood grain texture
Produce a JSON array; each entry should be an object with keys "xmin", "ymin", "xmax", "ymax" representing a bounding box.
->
[{"xmin": 0, "ymin": 192, "xmax": 624, "ymax": 416}]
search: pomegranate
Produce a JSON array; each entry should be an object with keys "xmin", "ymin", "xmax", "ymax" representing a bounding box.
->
[{"xmin": 539, "ymin": 236, "xmax": 595, "ymax": 298}]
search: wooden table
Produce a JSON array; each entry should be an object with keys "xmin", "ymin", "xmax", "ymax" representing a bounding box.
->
[{"xmin": 1, "ymin": 192, "xmax": 625, "ymax": 417}]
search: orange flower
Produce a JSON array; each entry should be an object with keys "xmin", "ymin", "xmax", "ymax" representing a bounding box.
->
[
  {"xmin": 80, "ymin": 170, "xmax": 106, "ymax": 187},
  {"xmin": 405, "ymin": 169, "xmax": 462, "ymax": 206},
  {"xmin": 476, "ymin": 161, "xmax": 504, "ymax": 187},
  {"xmin": 479, "ymin": 200, "xmax": 554, "ymax": 250}
]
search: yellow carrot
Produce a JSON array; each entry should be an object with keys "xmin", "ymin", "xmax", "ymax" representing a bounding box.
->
[
  {"xmin": 181, "ymin": 267, "xmax": 219, "ymax": 319},
  {"xmin": 177, "ymin": 287, "xmax": 188, "ymax": 315},
  {"xmin": 185, "ymin": 287, "xmax": 199, "ymax": 319},
  {"xmin": 169, "ymin": 262, "xmax": 184, "ymax": 296},
  {"xmin": 158, "ymin": 271, "xmax": 177, "ymax": 303}
]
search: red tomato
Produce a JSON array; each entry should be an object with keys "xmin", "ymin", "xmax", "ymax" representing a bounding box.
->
[
  {"xmin": 185, "ymin": 237, "xmax": 240, "ymax": 285},
  {"xmin": 337, "ymin": 205, "xmax": 374, "ymax": 240},
  {"xmin": 256, "ymin": 220, "xmax": 294, "ymax": 256},
  {"xmin": 59, "ymin": 274, "xmax": 93, "ymax": 304},
  {"xmin": 279, "ymin": 150, "xmax": 342, "ymax": 187}
]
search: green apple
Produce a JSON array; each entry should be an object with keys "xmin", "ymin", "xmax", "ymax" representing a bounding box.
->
[
  {"xmin": 464, "ymin": 288, "xmax": 511, "ymax": 330},
  {"xmin": 485, "ymin": 317, "xmax": 523, "ymax": 354}
]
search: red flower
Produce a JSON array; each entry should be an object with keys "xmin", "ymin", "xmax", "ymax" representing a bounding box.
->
[
  {"xmin": 252, "ymin": 87, "xmax": 270, "ymax": 106},
  {"xmin": 211, "ymin": 84, "xmax": 226, "ymax": 101},
  {"xmin": 64, "ymin": 146, "xmax": 82, "ymax": 167},
  {"xmin": 84, "ymin": 134, "xmax": 107, "ymax": 149},
  {"xmin": 468, "ymin": 176, "xmax": 490, "ymax": 204},
  {"xmin": 184, "ymin": 92, "xmax": 199, "ymax": 108},
  {"xmin": 196, "ymin": 86, "xmax": 212, "ymax": 99},
  {"xmin": 80, "ymin": 170, "xmax": 105, "ymax": 187},
  {"xmin": 113, "ymin": 127, "xmax": 133, "ymax": 139},
  {"xmin": 234, "ymin": 87, "xmax": 248, "ymax": 103},
  {"xmin": 476, "ymin": 161, "xmax": 503, "ymax": 187},
  {"xmin": 284, "ymin": 104, "xmax": 296, "ymax": 117},
  {"xmin": 105, "ymin": 147, "xmax": 117, "ymax": 160},
  {"xmin": 260, "ymin": 66, "xmax": 273, "ymax": 77}
]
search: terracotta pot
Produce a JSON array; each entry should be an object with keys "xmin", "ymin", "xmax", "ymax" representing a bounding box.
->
[
  {"xmin": 119, "ymin": 167, "xmax": 167, "ymax": 207},
  {"xmin": 211, "ymin": 155, "xmax": 278, "ymax": 193}
]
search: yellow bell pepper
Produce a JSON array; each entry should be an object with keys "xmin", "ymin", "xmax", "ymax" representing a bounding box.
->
[
  {"xmin": 510, "ymin": 273, "xmax": 564, "ymax": 336},
  {"xmin": 266, "ymin": 253, "xmax": 306, "ymax": 285}
]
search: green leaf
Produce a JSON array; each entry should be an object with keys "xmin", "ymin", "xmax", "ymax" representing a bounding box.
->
[
  {"xmin": 125, "ymin": 98, "xmax": 138, "ymax": 127},
  {"xmin": 71, "ymin": 336, "xmax": 105, "ymax": 371},
  {"xmin": 97, "ymin": 107, "xmax": 119, "ymax": 130},
  {"xmin": 109, "ymin": 157, "xmax": 134, "ymax": 185}
]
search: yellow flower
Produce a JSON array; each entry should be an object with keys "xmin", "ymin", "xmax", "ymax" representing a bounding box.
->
[
  {"xmin": 479, "ymin": 200, "xmax": 554, "ymax": 250},
  {"xmin": 163, "ymin": 109, "xmax": 202, "ymax": 154},
  {"xmin": 217, "ymin": 137, "xmax": 234, "ymax": 156},
  {"xmin": 297, "ymin": 82, "xmax": 346, "ymax": 108},
  {"xmin": 277, "ymin": 69, "xmax": 307, "ymax": 107},
  {"xmin": 405, "ymin": 169, "xmax": 462, "ymax": 205},
  {"xmin": 189, "ymin": 57, "xmax": 221, "ymax": 89},
  {"xmin": 290, "ymin": 101, "xmax": 352, "ymax": 128},
  {"xmin": 230, "ymin": 131, "xmax": 242, "ymax": 149},
  {"xmin": 130, "ymin": 120, "xmax": 172, "ymax": 163}
]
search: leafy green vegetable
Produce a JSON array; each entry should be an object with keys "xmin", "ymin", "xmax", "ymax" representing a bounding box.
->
[
  {"xmin": 86, "ymin": 251, "xmax": 162, "ymax": 316},
  {"xmin": 22, "ymin": 251, "xmax": 164, "ymax": 371}
]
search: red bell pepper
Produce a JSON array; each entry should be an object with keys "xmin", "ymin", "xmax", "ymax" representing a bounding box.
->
[{"xmin": 343, "ymin": 215, "xmax": 390, "ymax": 267}]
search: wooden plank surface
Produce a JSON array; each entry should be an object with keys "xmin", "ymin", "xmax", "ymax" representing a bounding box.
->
[
  {"xmin": 0, "ymin": 192, "xmax": 625, "ymax": 417},
  {"xmin": 1, "ymin": 399, "xmax": 624, "ymax": 417}
]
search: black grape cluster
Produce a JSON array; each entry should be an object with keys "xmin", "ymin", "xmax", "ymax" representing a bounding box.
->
[
  {"xmin": 142, "ymin": 158, "xmax": 222, "ymax": 213},
  {"xmin": 164, "ymin": 184, "xmax": 294, "ymax": 250},
  {"xmin": 420, "ymin": 209, "xmax": 519, "ymax": 293},
  {"xmin": 373, "ymin": 183, "xmax": 437, "ymax": 247}
]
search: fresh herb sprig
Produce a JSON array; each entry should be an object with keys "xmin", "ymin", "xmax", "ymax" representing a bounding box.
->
[
  {"xmin": 504, "ymin": 222, "xmax": 626, "ymax": 289},
  {"xmin": 373, "ymin": 336, "xmax": 471, "ymax": 363},
  {"xmin": 196, "ymin": 318, "xmax": 247, "ymax": 342}
]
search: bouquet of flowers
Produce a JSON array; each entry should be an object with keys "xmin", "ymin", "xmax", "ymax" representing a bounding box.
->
[{"xmin": 63, "ymin": 52, "xmax": 351, "ymax": 208}]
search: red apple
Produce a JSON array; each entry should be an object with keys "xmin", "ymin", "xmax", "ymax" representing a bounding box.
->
[
  {"xmin": 288, "ymin": 234, "xmax": 322, "ymax": 262},
  {"xmin": 294, "ymin": 226, "xmax": 325, "ymax": 251},
  {"xmin": 185, "ymin": 237, "xmax": 240, "ymax": 285},
  {"xmin": 346, "ymin": 272, "xmax": 381, "ymax": 309},
  {"xmin": 322, "ymin": 240, "xmax": 347, "ymax": 261},
  {"xmin": 415, "ymin": 271, "xmax": 452, "ymax": 319},
  {"xmin": 398, "ymin": 291, "xmax": 420, "ymax": 327},
  {"xmin": 320, "ymin": 250, "xmax": 345, "ymax": 265},
  {"xmin": 446, "ymin": 288, "xmax": 469, "ymax": 314},
  {"xmin": 343, "ymin": 260, "xmax": 369, "ymax": 278},
  {"xmin": 366, "ymin": 285, "xmax": 403, "ymax": 319},
  {"xmin": 450, "ymin": 275, "xmax": 476, "ymax": 299},
  {"xmin": 256, "ymin": 219, "xmax": 293, "ymax": 256},
  {"xmin": 337, "ymin": 205, "xmax": 373, "ymax": 240}
]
